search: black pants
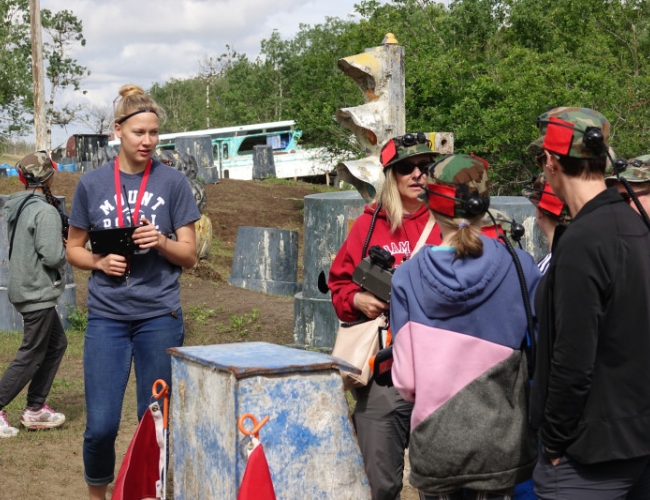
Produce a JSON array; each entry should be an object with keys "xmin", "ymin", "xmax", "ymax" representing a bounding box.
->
[
  {"xmin": 534, "ymin": 454, "xmax": 650, "ymax": 500},
  {"xmin": 0, "ymin": 307, "xmax": 67, "ymax": 409},
  {"xmin": 353, "ymin": 380, "xmax": 413, "ymax": 500},
  {"xmin": 419, "ymin": 492, "xmax": 512, "ymax": 500}
]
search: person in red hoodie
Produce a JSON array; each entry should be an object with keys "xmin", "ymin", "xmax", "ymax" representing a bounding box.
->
[{"xmin": 328, "ymin": 133, "xmax": 441, "ymax": 500}]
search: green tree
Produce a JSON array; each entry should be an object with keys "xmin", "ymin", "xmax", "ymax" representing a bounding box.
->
[
  {"xmin": 147, "ymin": 0, "xmax": 650, "ymax": 192},
  {"xmin": 41, "ymin": 8, "xmax": 89, "ymax": 150},
  {"xmin": 0, "ymin": 0, "xmax": 31, "ymax": 143}
]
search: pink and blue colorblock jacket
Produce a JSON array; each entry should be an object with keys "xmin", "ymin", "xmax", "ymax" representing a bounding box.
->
[{"xmin": 391, "ymin": 235, "xmax": 541, "ymax": 495}]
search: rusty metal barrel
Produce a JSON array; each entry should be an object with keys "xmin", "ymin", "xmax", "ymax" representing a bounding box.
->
[
  {"xmin": 252, "ymin": 145, "xmax": 276, "ymax": 179},
  {"xmin": 293, "ymin": 191, "xmax": 366, "ymax": 349},
  {"xmin": 229, "ymin": 226, "xmax": 301, "ymax": 297},
  {"xmin": 175, "ymin": 136, "xmax": 219, "ymax": 184}
]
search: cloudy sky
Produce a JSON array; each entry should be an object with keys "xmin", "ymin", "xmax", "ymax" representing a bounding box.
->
[{"xmin": 39, "ymin": 0, "xmax": 365, "ymax": 147}]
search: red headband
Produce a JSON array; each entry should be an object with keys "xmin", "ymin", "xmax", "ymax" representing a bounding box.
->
[
  {"xmin": 426, "ymin": 183, "xmax": 456, "ymax": 217},
  {"xmin": 541, "ymin": 117, "xmax": 575, "ymax": 156},
  {"xmin": 538, "ymin": 183, "xmax": 564, "ymax": 216}
]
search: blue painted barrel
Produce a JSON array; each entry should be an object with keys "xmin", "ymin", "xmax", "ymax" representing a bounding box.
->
[
  {"xmin": 169, "ymin": 342, "xmax": 371, "ymax": 500},
  {"xmin": 0, "ymin": 195, "xmax": 76, "ymax": 331},
  {"xmin": 293, "ymin": 191, "xmax": 366, "ymax": 349},
  {"xmin": 229, "ymin": 226, "xmax": 301, "ymax": 296},
  {"xmin": 0, "ymin": 165, "xmax": 19, "ymax": 177},
  {"xmin": 252, "ymin": 145, "xmax": 276, "ymax": 179}
]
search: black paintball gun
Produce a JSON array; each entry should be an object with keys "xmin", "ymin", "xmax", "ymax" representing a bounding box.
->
[
  {"xmin": 88, "ymin": 226, "xmax": 138, "ymax": 256},
  {"xmin": 352, "ymin": 245, "xmax": 395, "ymax": 303}
]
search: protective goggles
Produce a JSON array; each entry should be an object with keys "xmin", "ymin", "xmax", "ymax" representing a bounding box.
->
[{"xmin": 398, "ymin": 133, "xmax": 428, "ymax": 148}]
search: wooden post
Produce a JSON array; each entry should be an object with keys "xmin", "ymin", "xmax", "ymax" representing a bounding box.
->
[{"xmin": 29, "ymin": 0, "xmax": 47, "ymax": 151}]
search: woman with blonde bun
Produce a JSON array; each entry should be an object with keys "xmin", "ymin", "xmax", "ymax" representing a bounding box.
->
[{"xmin": 67, "ymin": 84, "xmax": 200, "ymax": 500}]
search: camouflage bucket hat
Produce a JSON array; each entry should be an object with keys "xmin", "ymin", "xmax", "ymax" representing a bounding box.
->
[
  {"xmin": 423, "ymin": 154, "xmax": 490, "ymax": 218},
  {"xmin": 380, "ymin": 133, "xmax": 437, "ymax": 169},
  {"xmin": 605, "ymin": 154, "xmax": 650, "ymax": 186},
  {"xmin": 16, "ymin": 151, "xmax": 56, "ymax": 186},
  {"xmin": 522, "ymin": 173, "xmax": 572, "ymax": 224},
  {"xmin": 530, "ymin": 107, "xmax": 610, "ymax": 159}
]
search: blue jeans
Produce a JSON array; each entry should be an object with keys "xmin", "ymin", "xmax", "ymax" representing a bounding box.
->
[{"xmin": 82, "ymin": 309, "xmax": 184, "ymax": 487}]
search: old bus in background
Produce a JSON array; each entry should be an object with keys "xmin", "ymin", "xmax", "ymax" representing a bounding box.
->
[{"xmin": 108, "ymin": 120, "xmax": 333, "ymax": 182}]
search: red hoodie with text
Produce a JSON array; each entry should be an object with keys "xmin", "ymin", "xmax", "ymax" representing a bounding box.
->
[{"xmin": 328, "ymin": 203, "xmax": 442, "ymax": 323}]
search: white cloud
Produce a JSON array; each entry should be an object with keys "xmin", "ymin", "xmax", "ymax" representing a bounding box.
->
[{"xmin": 37, "ymin": 0, "xmax": 365, "ymax": 145}]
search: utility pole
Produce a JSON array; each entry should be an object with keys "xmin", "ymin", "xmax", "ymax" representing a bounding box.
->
[{"xmin": 30, "ymin": 0, "xmax": 47, "ymax": 151}]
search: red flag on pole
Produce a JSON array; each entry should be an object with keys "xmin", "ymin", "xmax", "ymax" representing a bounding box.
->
[
  {"xmin": 111, "ymin": 403, "xmax": 163, "ymax": 500},
  {"xmin": 237, "ymin": 413, "xmax": 276, "ymax": 500},
  {"xmin": 237, "ymin": 438, "xmax": 277, "ymax": 500},
  {"xmin": 112, "ymin": 380, "xmax": 169, "ymax": 500}
]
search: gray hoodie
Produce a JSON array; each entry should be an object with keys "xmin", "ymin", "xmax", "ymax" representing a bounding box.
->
[{"xmin": 4, "ymin": 191, "xmax": 66, "ymax": 313}]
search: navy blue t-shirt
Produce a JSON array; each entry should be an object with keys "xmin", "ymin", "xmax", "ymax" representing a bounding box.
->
[{"xmin": 69, "ymin": 159, "xmax": 200, "ymax": 320}]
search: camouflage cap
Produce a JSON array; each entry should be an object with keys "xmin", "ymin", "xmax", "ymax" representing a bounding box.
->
[
  {"xmin": 380, "ymin": 133, "xmax": 437, "ymax": 169},
  {"xmin": 530, "ymin": 107, "xmax": 610, "ymax": 159},
  {"xmin": 16, "ymin": 151, "xmax": 56, "ymax": 186},
  {"xmin": 522, "ymin": 173, "xmax": 572, "ymax": 224},
  {"xmin": 423, "ymin": 154, "xmax": 490, "ymax": 218},
  {"xmin": 605, "ymin": 154, "xmax": 650, "ymax": 186}
]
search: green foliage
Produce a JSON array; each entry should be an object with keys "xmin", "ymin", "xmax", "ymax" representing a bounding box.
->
[
  {"xmin": 0, "ymin": 0, "xmax": 31, "ymax": 138},
  {"xmin": 41, "ymin": 8, "xmax": 89, "ymax": 149},
  {"xmin": 186, "ymin": 304, "xmax": 215, "ymax": 325},
  {"xmin": 0, "ymin": 1, "xmax": 87, "ymax": 146},
  {"xmin": 67, "ymin": 306, "xmax": 88, "ymax": 333},
  {"xmin": 147, "ymin": 0, "xmax": 650, "ymax": 193}
]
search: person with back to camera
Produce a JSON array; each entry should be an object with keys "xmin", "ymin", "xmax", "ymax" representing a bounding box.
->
[
  {"xmin": 604, "ymin": 154, "xmax": 650, "ymax": 216},
  {"xmin": 66, "ymin": 84, "xmax": 200, "ymax": 500},
  {"xmin": 328, "ymin": 133, "xmax": 442, "ymax": 500},
  {"xmin": 390, "ymin": 154, "xmax": 541, "ymax": 500},
  {"xmin": 522, "ymin": 173, "xmax": 571, "ymax": 274},
  {"xmin": 0, "ymin": 152, "xmax": 68, "ymax": 438},
  {"xmin": 529, "ymin": 107, "xmax": 650, "ymax": 498}
]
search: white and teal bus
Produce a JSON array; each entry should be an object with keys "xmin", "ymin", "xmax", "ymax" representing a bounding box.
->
[{"xmin": 109, "ymin": 120, "xmax": 332, "ymax": 181}]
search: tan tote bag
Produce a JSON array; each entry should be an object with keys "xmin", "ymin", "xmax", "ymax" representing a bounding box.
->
[{"xmin": 332, "ymin": 313, "xmax": 387, "ymax": 391}]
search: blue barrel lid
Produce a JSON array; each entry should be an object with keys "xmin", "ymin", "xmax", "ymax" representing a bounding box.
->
[{"xmin": 169, "ymin": 341, "xmax": 359, "ymax": 379}]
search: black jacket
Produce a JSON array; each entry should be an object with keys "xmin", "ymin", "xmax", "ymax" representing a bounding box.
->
[{"xmin": 531, "ymin": 188, "xmax": 650, "ymax": 464}]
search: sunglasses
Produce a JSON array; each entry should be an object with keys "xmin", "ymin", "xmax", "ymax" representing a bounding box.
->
[
  {"xmin": 393, "ymin": 160, "xmax": 431, "ymax": 176},
  {"xmin": 620, "ymin": 189, "xmax": 650, "ymax": 204}
]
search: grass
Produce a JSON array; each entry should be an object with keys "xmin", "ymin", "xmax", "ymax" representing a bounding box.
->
[{"xmin": 0, "ymin": 152, "xmax": 21, "ymax": 165}]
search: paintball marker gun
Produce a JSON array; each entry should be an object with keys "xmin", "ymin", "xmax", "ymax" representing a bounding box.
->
[{"xmin": 352, "ymin": 245, "xmax": 395, "ymax": 303}]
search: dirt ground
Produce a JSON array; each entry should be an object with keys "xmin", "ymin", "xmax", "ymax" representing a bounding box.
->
[{"xmin": 0, "ymin": 171, "xmax": 418, "ymax": 499}]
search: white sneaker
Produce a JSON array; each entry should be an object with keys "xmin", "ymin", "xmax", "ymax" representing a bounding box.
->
[
  {"xmin": 0, "ymin": 409, "xmax": 19, "ymax": 438},
  {"xmin": 20, "ymin": 404, "xmax": 65, "ymax": 430}
]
